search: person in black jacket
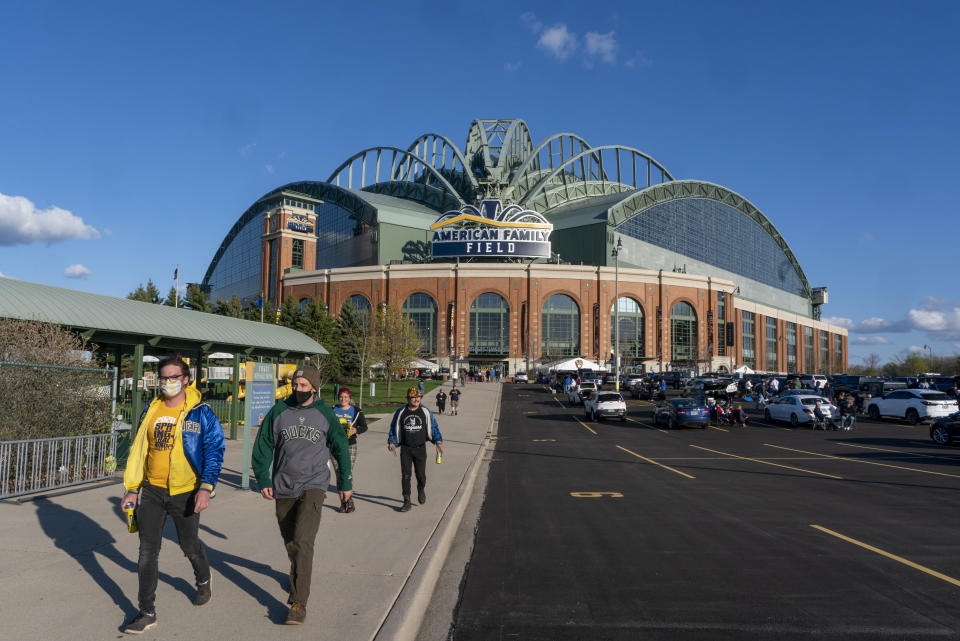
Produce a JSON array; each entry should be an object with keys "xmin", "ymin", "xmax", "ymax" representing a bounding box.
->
[
  {"xmin": 332, "ymin": 387, "xmax": 367, "ymax": 513},
  {"xmin": 435, "ymin": 388, "xmax": 447, "ymax": 415}
]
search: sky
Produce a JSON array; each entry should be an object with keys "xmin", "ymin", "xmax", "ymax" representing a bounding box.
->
[{"xmin": 1, "ymin": 0, "xmax": 958, "ymax": 365}]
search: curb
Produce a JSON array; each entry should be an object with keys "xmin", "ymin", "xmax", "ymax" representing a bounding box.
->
[{"xmin": 372, "ymin": 384, "xmax": 502, "ymax": 641}]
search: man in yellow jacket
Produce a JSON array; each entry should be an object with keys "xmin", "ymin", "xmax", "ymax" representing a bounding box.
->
[{"xmin": 121, "ymin": 355, "xmax": 225, "ymax": 634}]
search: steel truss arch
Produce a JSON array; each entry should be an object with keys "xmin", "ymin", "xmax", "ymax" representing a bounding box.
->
[
  {"xmin": 502, "ymin": 132, "xmax": 595, "ymax": 200},
  {"xmin": 608, "ymin": 180, "xmax": 812, "ymax": 295},
  {"xmin": 327, "ymin": 146, "xmax": 466, "ymax": 210},
  {"xmin": 406, "ymin": 132, "xmax": 477, "ymax": 186},
  {"xmin": 202, "ymin": 181, "xmax": 377, "ymax": 289},
  {"xmin": 519, "ymin": 145, "xmax": 674, "ymax": 212},
  {"xmin": 465, "ymin": 119, "xmax": 535, "ymax": 183}
]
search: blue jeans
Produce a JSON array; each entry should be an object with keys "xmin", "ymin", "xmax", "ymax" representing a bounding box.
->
[{"xmin": 841, "ymin": 415, "xmax": 855, "ymax": 429}]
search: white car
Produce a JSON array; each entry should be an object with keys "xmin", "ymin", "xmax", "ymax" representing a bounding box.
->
[
  {"xmin": 584, "ymin": 392, "xmax": 627, "ymax": 421},
  {"xmin": 514, "ymin": 372, "xmax": 529, "ymax": 383},
  {"xmin": 568, "ymin": 382, "xmax": 597, "ymax": 405},
  {"xmin": 764, "ymin": 395, "xmax": 837, "ymax": 427},
  {"xmin": 866, "ymin": 390, "xmax": 959, "ymax": 425},
  {"xmin": 800, "ymin": 374, "xmax": 828, "ymax": 389},
  {"xmin": 622, "ymin": 374, "xmax": 644, "ymax": 390}
]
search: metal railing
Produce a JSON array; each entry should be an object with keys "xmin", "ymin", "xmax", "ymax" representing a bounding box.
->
[{"xmin": 1, "ymin": 432, "xmax": 118, "ymax": 499}]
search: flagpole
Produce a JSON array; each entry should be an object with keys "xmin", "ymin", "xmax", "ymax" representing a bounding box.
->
[{"xmin": 174, "ymin": 264, "xmax": 179, "ymax": 308}]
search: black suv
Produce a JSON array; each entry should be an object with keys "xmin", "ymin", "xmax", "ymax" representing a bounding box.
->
[{"xmin": 833, "ymin": 375, "xmax": 881, "ymax": 395}]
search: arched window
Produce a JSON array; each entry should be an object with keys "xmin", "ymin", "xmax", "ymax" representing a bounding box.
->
[
  {"xmin": 470, "ymin": 293, "xmax": 509, "ymax": 355},
  {"xmin": 542, "ymin": 294, "xmax": 580, "ymax": 360},
  {"xmin": 402, "ymin": 293, "xmax": 438, "ymax": 356},
  {"xmin": 670, "ymin": 301, "xmax": 698, "ymax": 364},
  {"xmin": 343, "ymin": 294, "xmax": 371, "ymax": 318},
  {"xmin": 610, "ymin": 297, "xmax": 644, "ymax": 364}
]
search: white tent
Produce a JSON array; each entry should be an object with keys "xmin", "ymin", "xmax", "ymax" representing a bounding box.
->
[
  {"xmin": 545, "ymin": 357, "xmax": 606, "ymax": 372},
  {"xmin": 411, "ymin": 358, "xmax": 438, "ymax": 371},
  {"xmin": 733, "ymin": 365, "xmax": 755, "ymax": 375},
  {"xmin": 207, "ymin": 352, "xmax": 234, "ymax": 360}
]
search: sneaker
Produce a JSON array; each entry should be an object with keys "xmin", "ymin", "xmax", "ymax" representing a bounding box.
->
[
  {"xmin": 345, "ymin": 497, "xmax": 356, "ymax": 513},
  {"xmin": 285, "ymin": 602, "xmax": 306, "ymax": 625},
  {"xmin": 417, "ymin": 488, "xmax": 426, "ymax": 505},
  {"xmin": 339, "ymin": 500, "xmax": 347, "ymax": 513},
  {"xmin": 123, "ymin": 611, "xmax": 157, "ymax": 634},
  {"xmin": 193, "ymin": 577, "xmax": 212, "ymax": 606},
  {"xmin": 399, "ymin": 499, "xmax": 412, "ymax": 512}
]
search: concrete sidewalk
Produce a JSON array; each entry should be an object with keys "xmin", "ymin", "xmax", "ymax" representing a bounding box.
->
[{"xmin": 0, "ymin": 381, "xmax": 500, "ymax": 641}]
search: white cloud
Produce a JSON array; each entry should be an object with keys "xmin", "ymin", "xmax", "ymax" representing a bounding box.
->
[
  {"xmin": 265, "ymin": 163, "xmax": 275, "ymax": 174},
  {"xmin": 504, "ymin": 61, "xmax": 523, "ymax": 72},
  {"xmin": 64, "ymin": 264, "xmax": 90, "ymax": 279},
  {"xmin": 0, "ymin": 192, "xmax": 100, "ymax": 246},
  {"xmin": 908, "ymin": 307, "xmax": 960, "ymax": 332},
  {"xmin": 624, "ymin": 50, "xmax": 653, "ymax": 68},
  {"xmin": 822, "ymin": 316, "xmax": 854, "ymax": 329},
  {"xmin": 853, "ymin": 336, "xmax": 889, "ymax": 345},
  {"xmin": 538, "ymin": 24, "xmax": 578, "ymax": 60},
  {"xmin": 907, "ymin": 345, "xmax": 925, "ymax": 353},
  {"xmin": 585, "ymin": 30, "xmax": 617, "ymax": 64},
  {"xmin": 521, "ymin": 11, "xmax": 542, "ymax": 33},
  {"xmin": 240, "ymin": 141, "xmax": 256, "ymax": 157}
]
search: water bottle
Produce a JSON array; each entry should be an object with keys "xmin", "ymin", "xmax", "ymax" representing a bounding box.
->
[
  {"xmin": 435, "ymin": 449, "xmax": 442, "ymax": 464},
  {"xmin": 124, "ymin": 503, "xmax": 139, "ymax": 533}
]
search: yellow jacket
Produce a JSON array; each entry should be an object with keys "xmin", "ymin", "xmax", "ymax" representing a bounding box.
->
[{"xmin": 124, "ymin": 386, "xmax": 226, "ymax": 496}]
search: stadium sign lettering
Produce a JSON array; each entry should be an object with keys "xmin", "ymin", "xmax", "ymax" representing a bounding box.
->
[
  {"xmin": 287, "ymin": 214, "xmax": 314, "ymax": 233},
  {"xmin": 429, "ymin": 200, "xmax": 553, "ymax": 258}
]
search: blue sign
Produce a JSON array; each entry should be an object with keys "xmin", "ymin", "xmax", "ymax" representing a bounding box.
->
[
  {"xmin": 429, "ymin": 200, "xmax": 553, "ymax": 259},
  {"xmin": 287, "ymin": 214, "xmax": 314, "ymax": 233}
]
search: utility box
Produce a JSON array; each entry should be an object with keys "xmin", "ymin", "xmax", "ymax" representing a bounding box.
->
[{"xmin": 812, "ymin": 287, "xmax": 828, "ymax": 305}]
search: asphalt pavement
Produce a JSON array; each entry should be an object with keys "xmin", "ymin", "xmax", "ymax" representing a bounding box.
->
[
  {"xmin": 451, "ymin": 383, "xmax": 960, "ymax": 640},
  {"xmin": 0, "ymin": 380, "xmax": 501, "ymax": 641}
]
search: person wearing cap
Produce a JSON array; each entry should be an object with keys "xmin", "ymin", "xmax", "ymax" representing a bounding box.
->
[
  {"xmin": 331, "ymin": 387, "xmax": 367, "ymax": 513},
  {"xmin": 387, "ymin": 387, "xmax": 444, "ymax": 512},
  {"xmin": 251, "ymin": 365, "xmax": 352, "ymax": 625}
]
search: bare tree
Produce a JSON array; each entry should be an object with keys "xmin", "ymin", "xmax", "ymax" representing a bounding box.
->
[
  {"xmin": 372, "ymin": 304, "xmax": 420, "ymax": 397},
  {"xmin": 861, "ymin": 353, "xmax": 882, "ymax": 375}
]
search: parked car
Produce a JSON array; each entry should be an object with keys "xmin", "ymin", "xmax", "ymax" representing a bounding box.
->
[
  {"xmin": 663, "ymin": 371, "xmax": 685, "ymax": 389},
  {"xmin": 584, "ymin": 391, "xmax": 627, "ymax": 421},
  {"xmin": 514, "ymin": 372, "xmax": 529, "ymax": 383},
  {"xmin": 925, "ymin": 376, "xmax": 959, "ymax": 397},
  {"xmin": 567, "ymin": 381, "xmax": 598, "ymax": 405},
  {"xmin": 866, "ymin": 390, "xmax": 959, "ymax": 425},
  {"xmin": 653, "ymin": 398, "xmax": 709, "ymax": 429},
  {"xmin": 800, "ymin": 374, "xmax": 828, "ymax": 389},
  {"xmin": 581, "ymin": 372, "xmax": 603, "ymax": 386},
  {"xmin": 931, "ymin": 411, "xmax": 960, "ymax": 445},
  {"xmin": 621, "ymin": 373, "xmax": 645, "ymax": 391},
  {"xmin": 832, "ymin": 375, "xmax": 882, "ymax": 395},
  {"xmin": 764, "ymin": 395, "xmax": 837, "ymax": 427}
]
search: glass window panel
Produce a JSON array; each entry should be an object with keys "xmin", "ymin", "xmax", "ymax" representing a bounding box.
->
[
  {"xmin": 670, "ymin": 301, "xmax": 697, "ymax": 363},
  {"xmin": 541, "ymin": 294, "xmax": 580, "ymax": 359},
  {"xmin": 766, "ymin": 317, "xmax": 778, "ymax": 372},
  {"xmin": 402, "ymin": 293, "xmax": 438, "ymax": 356},
  {"xmin": 741, "ymin": 311, "xmax": 755, "ymax": 369},
  {"xmin": 470, "ymin": 293, "xmax": 509, "ymax": 355},
  {"xmin": 610, "ymin": 297, "xmax": 644, "ymax": 363}
]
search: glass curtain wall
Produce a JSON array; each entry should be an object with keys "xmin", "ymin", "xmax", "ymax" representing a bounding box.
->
[
  {"xmin": 470, "ymin": 293, "xmax": 509, "ymax": 356},
  {"xmin": 402, "ymin": 293, "xmax": 438, "ymax": 356},
  {"xmin": 670, "ymin": 301, "xmax": 698, "ymax": 364},
  {"xmin": 741, "ymin": 311, "xmax": 755, "ymax": 369},
  {"xmin": 820, "ymin": 333, "xmax": 829, "ymax": 374},
  {"xmin": 610, "ymin": 297, "xmax": 645, "ymax": 364},
  {"xmin": 804, "ymin": 326, "xmax": 814, "ymax": 373},
  {"xmin": 541, "ymin": 294, "xmax": 580, "ymax": 360},
  {"xmin": 834, "ymin": 334, "xmax": 843, "ymax": 373},
  {"xmin": 765, "ymin": 318, "xmax": 778, "ymax": 372}
]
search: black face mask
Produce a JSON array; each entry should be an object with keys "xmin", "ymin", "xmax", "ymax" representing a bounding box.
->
[{"xmin": 292, "ymin": 390, "xmax": 313, "ymax": 405}]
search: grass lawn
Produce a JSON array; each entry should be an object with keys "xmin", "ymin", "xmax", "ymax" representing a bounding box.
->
[{"xmin": 318, "ymin": 378, "xmax": 446, "ymax": 414}]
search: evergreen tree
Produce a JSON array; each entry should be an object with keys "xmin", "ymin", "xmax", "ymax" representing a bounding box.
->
[
  {"xmin": 183, "ymin": 283, "xmax": 212, "ymax": 313},
  {"xmin": 163, "ymin": 286, "xmax": 178, "ymax": 306},
  {"xmin": 127, "ymin": 279, "xmax": 162, "ymax": 304},
  {"xmin": 338, "ymin": 300, "xmax": 376, "ymax": 405},
  {"xmin": 299, "ymin": 298, "xmax": 341, "ymax": 378},
  {"xmin": 215, "ymin": 294, "xmax": 244, "ymax": 318},
  {"xmin": 278, "ymin": 295, "xmax": 301, "ymax": 329}
]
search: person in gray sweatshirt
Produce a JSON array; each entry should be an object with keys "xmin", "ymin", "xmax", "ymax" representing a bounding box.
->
[{"xmin": 252, "ymin": 365, "xmax": 351, "ymax": 626}]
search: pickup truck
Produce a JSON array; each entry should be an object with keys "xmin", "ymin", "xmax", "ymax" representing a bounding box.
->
[{"xmin": 584, "ymin": 391, "xmax": 627, "ymax": 421}]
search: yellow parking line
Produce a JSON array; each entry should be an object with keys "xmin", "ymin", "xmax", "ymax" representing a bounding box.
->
[
  {"xmin": 708, "ymin": 425, "xmax": 729, "ymax": 433},
  {"xmin": 624, "ymin": 416, "xmax": 667, "ymax": 433},
  {"xmin": 764, "ymin": 444, "xmax": 960, "ymax": 479},
  {"xmin": 838, "ymin": 442, "xmax": 960, "ymax": 461},
  {"xmin": 553, "ymin": 396, "xmax": 566, "ymax": 408},
  {"xmin": 690, "ymin": 445, "xmax": 843, "ymax": 479},
  {"xmin": 617, "ymin": 445, "xmax": 695, "ymax": 479},
  {"xmin": 573, "ymin": 417, "xmax": 598, "ymax": 435},
  {"xmin": 811, "ymin": 525, "xmax": 960, "ymax": 588}
]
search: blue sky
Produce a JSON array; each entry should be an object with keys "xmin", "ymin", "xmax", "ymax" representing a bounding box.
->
[{"xmin": 1, "ymin": 0, "xmax": 958, "ymax": 364}]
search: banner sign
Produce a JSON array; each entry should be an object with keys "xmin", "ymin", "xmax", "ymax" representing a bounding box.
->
[
  {"xmin": 287, "ymin": 214, "xmax": 314, "ymax": 233},
  {"xmin": 429, "ymin": 200, "xmax": 553, "ymax": 258}
]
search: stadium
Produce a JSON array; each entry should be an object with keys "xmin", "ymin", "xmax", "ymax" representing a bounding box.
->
[{"xmin": 201, "ymin": 119, "xmax": 846, "ymax": 377}]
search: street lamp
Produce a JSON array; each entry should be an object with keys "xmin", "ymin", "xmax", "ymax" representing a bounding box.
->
[
  {"xmin": 612, "ymin": 237, "xmax": 624, "ymax": 392},
  {"xmin": 924, "ymin": 344, "xmax": 933, "ymax": 370}
]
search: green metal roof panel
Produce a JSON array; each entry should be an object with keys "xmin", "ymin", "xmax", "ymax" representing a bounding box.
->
[
  {"xmin": 346, "ymin": 189, "xmax": 445, "ymax": 228},
  {"xmin": 0, "ymin": 278, "xmax": 328, "ymax": 355},
  {"xmin": 545, "ymin": 191, "xmax": 640, "ymax": 229}
]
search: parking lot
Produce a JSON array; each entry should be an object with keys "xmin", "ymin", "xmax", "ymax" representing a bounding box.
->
[{"xmin": 452, "ymin": 383, "xmax": 960, "ymax": 640}]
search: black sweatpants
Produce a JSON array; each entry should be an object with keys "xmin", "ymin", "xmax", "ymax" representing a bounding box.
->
[
  {"xmin": 274, "ymin": 488, "xmax": 325, "ymax": 605},
  {"xmin": 400, "ymin": 444, "xmax": 427, "ymax": 499},
  {"xmin": 137, "ymin": 484, "xmax": 210, "ymax": 613}
]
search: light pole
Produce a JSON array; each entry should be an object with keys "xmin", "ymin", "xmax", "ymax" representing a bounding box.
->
[
  {"xmin": 612, "ymin": 238, "xmax": 623, "ymax": 392},
  {"xmin": 924, "ymin": 344, "xmax": 933, "ymax": 370}
]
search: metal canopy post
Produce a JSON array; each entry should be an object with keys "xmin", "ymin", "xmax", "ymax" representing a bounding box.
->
[
  {"xmin": 230, "ymin": 353, "xmax": 241, "ymax": 440},
  {"xmin": 132, "ymin": 343, "xmax": 144, "ymax": 433}
]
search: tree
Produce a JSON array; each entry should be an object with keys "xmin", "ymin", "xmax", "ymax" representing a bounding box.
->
[
  {"xmin": 183, "ymin": 283, "xmax": 212, "ymax": 313},
  {"xmin": 278, "ymin": 294, "xmax": 301, "ymax": 329},
  {"xmin": 338, "ymin": 300, "xmax": 375, "ymax": 407},
  {"xmin": 163, "ymin": 286, "xmax": 178, "ymax": 307},
  {"xmin": 215, "ymin": 294, "xmax": 244, "ymax": 318},
  {"xmin": 127, "ymin": 279, "xmax": 162, "ymax": 304},
  {"xmin": 861, "ymin": 353, "xmax": 882, "ymax": 375},
  {"xmin": 372, "ymin": 303, "xmax": 420, "ymax": 397},
  {"xmin": 298, "ymin": 298, "xmax": 340, "ymax": 373}
]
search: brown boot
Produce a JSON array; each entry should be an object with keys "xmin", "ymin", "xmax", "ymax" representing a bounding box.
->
[
  {"xmin": 285, "ymin": 602, "xmax": 306, "ymax": 624},
  {"xmin": 345, "ymin": 497, "xmax": 356, "ymax": 513}
]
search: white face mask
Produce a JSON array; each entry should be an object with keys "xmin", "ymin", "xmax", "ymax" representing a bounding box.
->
[{"xmin": 160, "ymin": 379, "xmax": 183, "ymax": 398}]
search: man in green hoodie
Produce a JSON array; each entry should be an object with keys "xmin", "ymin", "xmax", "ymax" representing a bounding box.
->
[{"xmin": 252, "ymin": 365, "xmax": 351, "ymax": 625}]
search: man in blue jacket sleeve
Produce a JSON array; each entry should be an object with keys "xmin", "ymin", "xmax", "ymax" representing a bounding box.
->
[{"xmin": 387, "ymin": 386, "xmax": 443, "ymax": 512}]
